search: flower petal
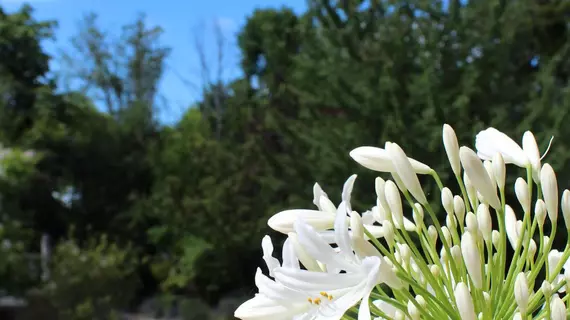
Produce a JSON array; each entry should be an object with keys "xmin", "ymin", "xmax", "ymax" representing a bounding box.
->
[
  {"xmin": 294, "ymin": 219, "xmax": 356, "ymax": 272},
  {"xmin": 282, "ymin": 237, "xmax": 300, "ymax": 269},
  {"xmin": 350, "ymin": 147, "xmax": 431, "ymax": 174},
  {"xmin": 475, "ymin": 128, "xmax": 529, "ymax": 167},
  {"xmin": 335, "ymin": 202, "xmax": 357, "ymax": 264},
  {"xmin": 269, "ymin": 209, "xmax": 335, "ymax": 234},
  {"xmin": 234, "ymin": 293, "xmax": 308, "ymax": 320},
  {"xmin": 274, "ymin": 267, "xmax": 363, "ymax": 291},
  {"xmin": 255, "ymin": 268, "xmax": 303, "ymax": 301},
  {"xmin": 262, "ymin": 236, "xmax": 281, "ymax": 276}
]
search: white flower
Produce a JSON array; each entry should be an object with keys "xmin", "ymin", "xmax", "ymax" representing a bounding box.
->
[
  {"xmin": 350, "ymin": 146, "xmax": 431, "ymax": 174},
  {"xmin": 238, "ymin": 199, "xmax": 403, "ymax": 320},
  {"xmin": 475, "ymin": 127, "xmax": 529, "ymax": 167},
  {"xmin": 235, "ymin": 236, "xmax": 308, "ymax": 319}
]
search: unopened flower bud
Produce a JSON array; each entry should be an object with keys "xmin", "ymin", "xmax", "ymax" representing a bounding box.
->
[
  {"xmin": 387, "ymin": 142, "xmax": 428, "ymax": 204},
  {"xmin": 385, "ymin": 180, "xmax": 404, "ymax": 226},
  {"xmin": 460, "ymin": 147, "xmax": 501, "ymax": 209},
  {"xmin": 541, "ymin": 164, "xmax": 558, "ymax": 223},
  {"xmin": 399, "ymin": 244, "xmax": 411, "ymax": 264},
  {"xmin": 477, "ymin": 204, "xmax": 492, "ymax": 242},
  {"xmin": 493, "ymin": 153, "xmax": 506, "ymax": 191},
  {"xmin": 394, "ymin": 310, "xmax": 405, "ymax": 320},
  {"xmin": 454, "ymin": 282, "xmax": 477, "ymax": 320},
  {"xmin": 515, "ymin": 178, "xmax": 530, "ymax": 213},
  {"xmin": 466, "ymin": 212, "xmax": 479, "ymax": 234},
  {"xmin": 446, "ymin": 215, "xmax": 456, "ymax": 231},
  {"xmin": 451, "ymin": 245, "xmax": 462, "ymax": 264},
  {"xmin": 562, "ymin": 189, "xmax": 570, "ymax": 230},
  {"xmin": 454, "ymin": 195, "xmax": 466, "ymax": 227},
  {"xmin": 550, "ymin": 294, "xmax": 566, "ymax": 320},
  {"xmin": 483, "ymin": 160, "xmax": 497, "ymax": 191},
  {"xmin": 514, "ymin": 272, "xmax": 529, "ymax": 313},
  {"xmin": 430, "ymin": 264, "xmax": 440, "ymax": 278},
  {"xmin": 415, "ymin": 295, "xmax": 426, "ymax": 308},
  {"xmin": 535, "ymin": 199, "xmax": 547, "ymax": 228},
  {"xmin": 441, "ymin": 248, "xmax": 448, "ymax": 263},
  {"xmin": 541, "ymin": 281, "xmax": 552, "ymax": 297},
  {"xmin": 505, "ymin": 205, "xmax": 519, "ymax": 249},
  {"xmin": 462, "ymin": 231, "xmax": 483, "ymax": 289},
  {"xmin": 428, "ymin": 225, "xmax": 438, "ymax": 244},
  {"xmin": 442, "ymin": 227, "xmax": 452, "ymax": 245},
  {"xmin": 528, "ymin": 240, "xmax": 537, "ymax": 260},
  {"xmin": 443, "ymin": 124, "xmax": 461, "ymax": 176},
  {"xmin": 407, "ymin": 300, "xmax": 420, "ymax": 320},
  {"xmin": 442, "ymin": 188, "xmax": 454, "ymax": 215},
  {"xmin": 375, "ymin": 177, "xmax": 390, "ymax": 212}
]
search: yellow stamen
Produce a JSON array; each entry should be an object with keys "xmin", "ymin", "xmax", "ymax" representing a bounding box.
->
[
  {"xmin": 314, "ymin": 297, "xmax": 321, "ymax": 305},
  {"xmin": 307, "ymin": 298, "xmax": 313, "ymax": 304}
]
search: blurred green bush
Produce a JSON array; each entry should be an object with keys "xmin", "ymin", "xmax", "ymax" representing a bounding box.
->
[{"xmin": 40, "ymin": 234, "xmax": 139, "ymax": 320}]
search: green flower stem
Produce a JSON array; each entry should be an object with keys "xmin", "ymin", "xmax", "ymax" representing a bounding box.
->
[
  {"xmin": 370, "ymin": 291, "xmax": 408, "ymax": 316},
  {"xmin": 485, "ymin": 238, "xmax": 494, "ymax": 292},
  {"xmin": 430, "ymin": 170, "xmax": 444, "ymax": 191},
  {"xmin": 455, "ymin": 172, "xmax": 472, "ymax": 214},
  {"xmin": 400, "ymin": 190, "xmax": 460, "ymax": 292},
  {"xmin": 423, "ymin": 202, "xmax": 462, "ymax": 283},
  {"xmin": 496, "ymin": 169, "xmax": 534, "ymax": 317},
  {"xmin": 395, "ymin": 271, "xmax": 458, "ymax": 318},
  {"xmin": 369, "ymin": 299, "xmax": 394, "ymax": 319}
]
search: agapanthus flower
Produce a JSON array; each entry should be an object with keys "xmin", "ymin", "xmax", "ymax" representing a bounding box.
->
[{"xmin": 236, "ymin": 124, "xmax": 570, "ymax": 319}]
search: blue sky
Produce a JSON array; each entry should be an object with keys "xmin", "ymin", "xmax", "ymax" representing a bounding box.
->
[{"xmin": 0, "ymin": 0, "xmax": 307, "ymax": 123}]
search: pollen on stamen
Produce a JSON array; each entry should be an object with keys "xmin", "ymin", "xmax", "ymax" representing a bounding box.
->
[
  {"xmin": 307, "ymin": 297, "xmax": 313, "ymax": 304},
  {"xmin": 314, "ymin": 297, "xmax": 322, "ymax": 305}
]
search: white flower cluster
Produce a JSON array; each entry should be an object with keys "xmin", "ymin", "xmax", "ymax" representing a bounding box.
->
[{"xmin": 234, "ymin": 125, "xmax": 569, "ymax": 320}]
